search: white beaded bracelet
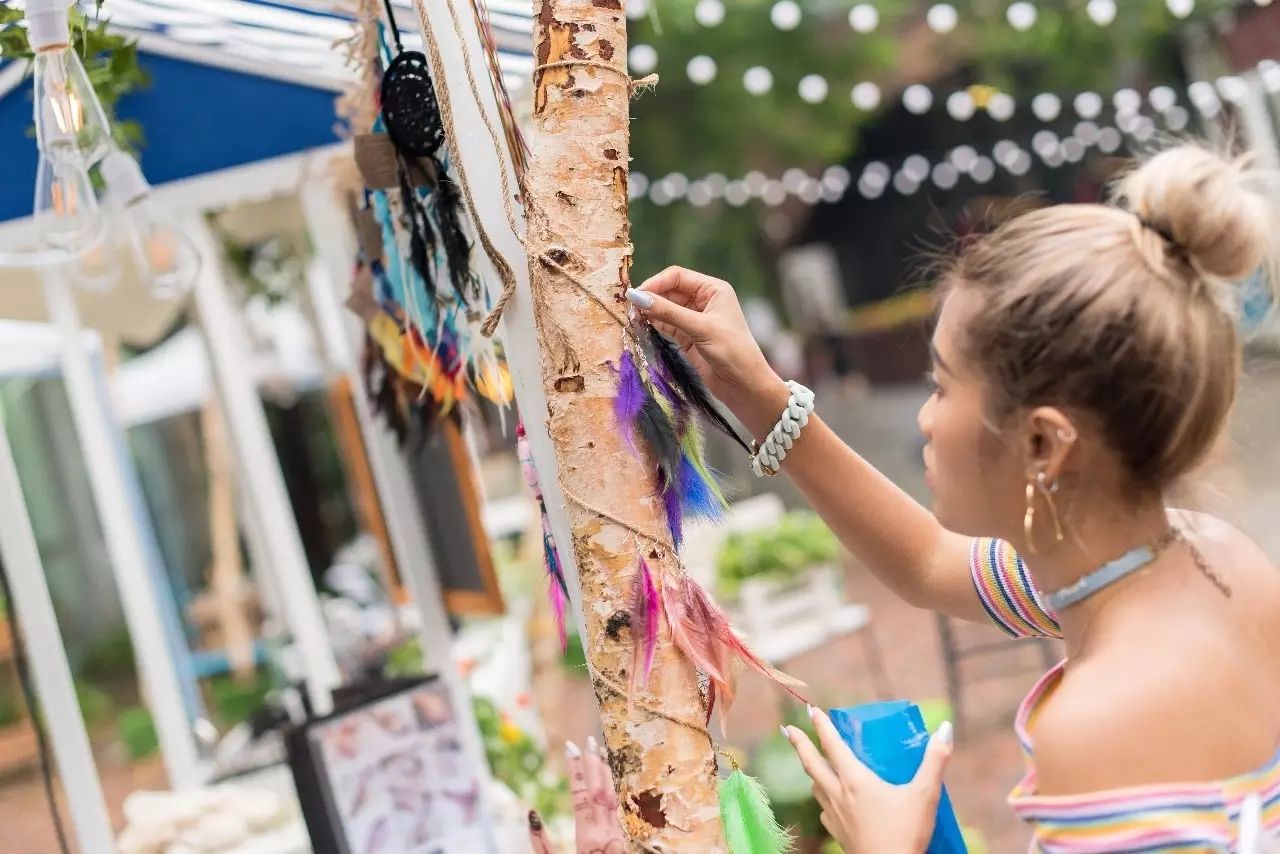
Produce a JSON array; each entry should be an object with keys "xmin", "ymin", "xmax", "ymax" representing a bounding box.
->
[{"xmin": 750, "ymin": 381, "xmax": 815, "ymax": 477}]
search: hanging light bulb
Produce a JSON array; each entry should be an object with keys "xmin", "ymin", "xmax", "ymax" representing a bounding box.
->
[
  {"xmin": 33, "ymin": 147, "xmax": 101, "ymax": 253},
  {"xmin": 28, "ymin": 0, "xmax": 113, "ymax": 165},
  {"xmin": 100, "ymin": 149, "xmax": 200, "ymax": 298}
]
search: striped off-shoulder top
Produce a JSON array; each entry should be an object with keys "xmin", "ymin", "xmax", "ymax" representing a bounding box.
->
[{"xmin": 969, "ymin": 537, "xmax": 1280, "ymax": 852}]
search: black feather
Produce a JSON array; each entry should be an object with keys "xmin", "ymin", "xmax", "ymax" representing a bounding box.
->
[
  {"xmin": 647, "ymin": 327, "xmax": 752, "ymax": 454},
  {"xmin": 398, "ymin": 166, "xmax": 437, "ymax": 297},
  {"xmin": 434, "ymin": 172, "xmax": 477, "ymax": 304},
  {"xmin": 637, "ymin": 389, "xmax": 682, "ymax": 486}
]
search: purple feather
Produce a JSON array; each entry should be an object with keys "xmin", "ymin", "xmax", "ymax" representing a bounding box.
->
[
  {"xmin": 614, "ymin": 350, "xmax": 646, "ymax": 452},
  {"xmin": 660, "ymin": 469, "xmax": 684, "ymax": 548}
]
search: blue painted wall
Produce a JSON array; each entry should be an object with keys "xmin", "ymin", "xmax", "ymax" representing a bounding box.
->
[{"xmin": 0, "ymin": 52, "xmax": 340, "ymax": 223}]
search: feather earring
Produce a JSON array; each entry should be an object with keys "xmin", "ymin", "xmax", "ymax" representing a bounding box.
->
[
  {"xmin": 627, "ymin": 557, "xmax": 661, "ymax": 715},
  {"xmin": 719, "ymin": 764, "xmax": 793, "ymax": 854},
  {"xmin": 662, "ymin": 573, "xmax": 808, "ymax": 727},
  {"xmin": 518, "ymin": 425, "xmax": 570, "ymax": 651}
]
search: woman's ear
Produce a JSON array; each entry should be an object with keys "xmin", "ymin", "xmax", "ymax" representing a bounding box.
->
[{"xmin": 1022, "ymin": 406, "xmax": 1078, "ymax": 484}]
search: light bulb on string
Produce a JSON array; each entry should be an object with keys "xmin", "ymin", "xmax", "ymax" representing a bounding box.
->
[
  {"xmin": 950, "ymin": 145, "xmax": 978, "ymax": 172},
  {"xmin": 724, "ymin": 181, "xmax": 750, "ymax": 207},
  {"xmin": 1062, "ymin": 137, "xmax": 1086, "ymax": 163},
  {"xmin": 1166, "ymin": 0, "xmax": 1194, "ymax": 18},
  {"xmin": 926, "ymin": 4, "xmax": 958, "ymax": 34},
  {"xmin": 686, "ymin": 55, "xmax": 717, "ymax": 85},
  {"xmin": 782, "ymin": 168, "xmax": 808, "ymax": 193},
  {"xmin": 893, "ymin": 170, "xmax": 920, "ymax": 196},
  {"xmin": 33, "ymin": 147, "xmax": 102, "ymax": 253},
  {"xmin": 625, "ymin": 0, "xmax": 649, "ymax": 21},
  {"xmin": 799, "ymin": 74, "xmax": 829, "ymax": 103},
  {"xmin": 1097, "ymin": 127, "xmax": 1123, "ymax": 153},
  {"xmin": 1031, "ymin": 93, "xmax": 1062, "ymax": 121},
  {"xmin": 628, "ymin": 44, "xmax": 658, "ymax": 75},
  {"xmin": 1217, "ymin": 76, "xmax": 1248, "ymax": 104},
  {"xmin": 931, "ymin": 163, "xmax": 959, "ymax": 190},
  {"xmin": 694, "ymin": 0, "xmax": 725, "ymax": 27},
  {"xmin": 1073, "ymin": 91, "xmax": 1103, "ymax": 119},
  {"xmin": 743, "ymin": 66, "xmax": 773, "ymax": 95},
  {"xmin": 993, "ymin": 140, "xmax": 1020, "ymax": 166},
  {"xmin": 1073, "ymin": 121, "xmax": 1100, "ymax": 145},
  {"xmin": 1086, "ymin": 0, "xmax": 1117, "ymax": 25},
  {"xmin": 1163, "ymin": 105, "xmax": 1190, "ymax": 131},
  {"xmin": 1032, "ymin": 130, "xmax": 1059, "ymax": 158},
  {"xmin": 1149, "ymin": 85, "xmax": 1178, "ymax": 112},
  {"xmin": 99, "ymin": 149, "xmax": 200, "ymax": 299},
  {"xmin": 903, "ymin": 84, "xmax": 933, "ymax": 114},
  {"xmin": 1006, "ymin": 151, "xmax": 1033, "ymax": 176},
  {"xmin": 946, "ymin": 90, "xmax": 976, "ymax": 121},
  {"xmin": 1006, "ymin": 2, "xmax": 1037, "ymax": 31},
  {"xmin": 28, "ymin": 0, "xmax": 113, "ymax": 165},
  {"xmin": 629, "ymin": 173, "xmax": 650, "ymax": 200},
  {"xmin": 849, "ymin": 3, "xmax": 879, "ymax": 32},
  {"xmin": 851, "ymin": 82, "xmax": 881, "ymax": 111},
  {"xmin": 987, "ymin": 92, "xmax": 1015, "ymax": 121},
  {"xmin": 770, "ymin": 0, "xmax": 801, "ymax": 31},
  {"xmin": 970, "ymin": 157, "xmax": 996, "ymax": 184},
  {"xmin": 1113, "ymin": 88, "xmax": 1143, "ymax": 113}
]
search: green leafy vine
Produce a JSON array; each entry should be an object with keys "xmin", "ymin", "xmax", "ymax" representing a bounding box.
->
[{"xmin": 0, "ymin": 3, "xmax": 149, "ymax": 152}]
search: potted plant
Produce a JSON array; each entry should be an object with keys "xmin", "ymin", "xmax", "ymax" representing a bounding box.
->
[{"xmin": 716, "ymin": 513, "xmax": 865, "ymax": 662}]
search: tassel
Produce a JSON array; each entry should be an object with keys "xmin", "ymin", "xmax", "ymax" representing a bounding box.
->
[
  {"xmin": 649, "ymin": 327, "xmax": 752, "ymax": 455},
  {"xmin": 719, "ymin": 767, "xmax": 793, "ymax": 854},
  {"xmin": 662, "ymin": 574, "xmax": 808, "ymax": 727},
  {"xmin": 628, "ymin": 558, "xmax": 661, "ymax": 714}
]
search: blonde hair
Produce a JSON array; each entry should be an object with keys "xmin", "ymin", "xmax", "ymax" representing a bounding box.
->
[{"xmin": 949, "ymin": 144, "xmax": 1278, "ymax": 493}]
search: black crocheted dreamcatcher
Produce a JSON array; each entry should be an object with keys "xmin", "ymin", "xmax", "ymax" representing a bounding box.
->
[{"xmin": 379, "ymin": 0, "xmax": 477, "ymax": 305}]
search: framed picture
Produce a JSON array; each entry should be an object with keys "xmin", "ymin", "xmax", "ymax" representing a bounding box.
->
[{"xmin": 287, "ymin": 678, "xmax": 486, "ymax": 854}]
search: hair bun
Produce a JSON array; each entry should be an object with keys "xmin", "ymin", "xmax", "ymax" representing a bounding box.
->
[{"xmin": 1117, "ymin": 145, "xmax": 1273, "ymax": 282}]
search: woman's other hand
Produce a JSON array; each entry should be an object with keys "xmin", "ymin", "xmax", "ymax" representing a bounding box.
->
[{"xmin": 784, "ymin": 708, "xmax": 953, "ymax": 854}]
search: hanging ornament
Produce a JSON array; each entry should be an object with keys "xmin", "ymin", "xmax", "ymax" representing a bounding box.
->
[
  {"xmin": 518, "ymin": 424, "xmax": 571, "ymax": 651},
  {"xmin": 719, "ymin": 759, "xmax": 793, "ymax": 854}
]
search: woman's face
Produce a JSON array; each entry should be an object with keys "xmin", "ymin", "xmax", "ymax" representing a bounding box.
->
[{"xmin": 917, "ymin": 289, "xmax": 1024, "ymax": 538}]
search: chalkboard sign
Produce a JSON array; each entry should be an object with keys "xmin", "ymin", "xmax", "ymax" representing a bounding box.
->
[{"xmin": 327, "ymin": 380, "xmax": 503, "ymax": 617}]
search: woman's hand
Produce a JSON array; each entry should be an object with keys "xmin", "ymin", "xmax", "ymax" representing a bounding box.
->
[
  {"xmin": 626, "ymin": 266, "xmax": 782, "ymax": 411},
  {"xmin": 783, "ymin": 708, "xmax": 953, "ymax": 854},
  {"xmin": 567, "ymin": 737, "xmax": 627, "ymax": 853}
]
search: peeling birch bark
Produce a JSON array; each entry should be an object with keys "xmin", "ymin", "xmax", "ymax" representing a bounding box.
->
[{"xmin": 527, "ymin": 1, "xmax": 726, "ymax": 850}]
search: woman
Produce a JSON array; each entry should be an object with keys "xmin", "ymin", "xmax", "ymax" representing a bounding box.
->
[{"xmin": 625, "ymin": 145, "xmax": 1280, "ymax": 852}]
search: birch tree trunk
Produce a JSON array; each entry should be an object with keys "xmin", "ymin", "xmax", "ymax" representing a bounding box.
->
[{"xmin": 528, "ymin": 3, "xmax": 726, "ymax": 849}]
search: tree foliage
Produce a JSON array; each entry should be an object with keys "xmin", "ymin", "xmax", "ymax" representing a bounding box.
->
[{"xmin": 627, "ymin": 0, "xmax": 1239, "ymax": 295}]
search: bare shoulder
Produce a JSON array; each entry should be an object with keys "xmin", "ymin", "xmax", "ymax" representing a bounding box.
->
[
  {"xmin": 1168, "ymin": 509, "xmax": 1274, "ymax": 569},
  {"xmin": 1031, "ymin": 650, "xmax": 1273, "ymax": 796}
]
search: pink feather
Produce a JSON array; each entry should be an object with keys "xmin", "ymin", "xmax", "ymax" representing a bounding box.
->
[
  {"xmin": 662, "ymin": 574, "xmax": 808, "ymax": 726},
  {"xmin": 628, "ymin": 558, "xmax": 661, "ymax": 715},
  {"xmin": 549, "ymin": 568, "xmax": 568, "ymax": 653}
]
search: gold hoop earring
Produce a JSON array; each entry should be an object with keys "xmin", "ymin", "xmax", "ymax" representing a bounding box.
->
[
  {"xmin": 1023, "ymin": 481, "xmax": 1038, "ymax": 555},
  {"xmin": 1036, "ymin": 472, "xmax": 1065, "ymax": 545}
]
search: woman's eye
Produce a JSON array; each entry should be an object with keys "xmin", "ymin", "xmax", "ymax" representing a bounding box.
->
[{"xmin": 924, "ymin": 371, "xmax": 943, "ymax": 396}]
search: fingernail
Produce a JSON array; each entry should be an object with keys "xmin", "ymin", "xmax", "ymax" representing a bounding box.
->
[
  {"xmin": 587, "ymin": 736, "xmax": 599, "ymax": 755},
  {"xmin": 807, "ymin": 704, "xmax": 818, "ymax": 719},
  {"xmin": 528, "ymin": 810, "xmax": 543, "ymax": 830},
  {"xmin": 779, "ymin": 725, "xmax": 790, "ymax": 740},
  {"xmin": 935, "ymin": 721, "xmax": 953, "ymax": 746},
  {"xmin": 625, "ymin": 288, "xmax": 654, "ymax": 309},
  {"xmin": 566, "ymin": 740, "xmax": 581, "ymax": 758}
]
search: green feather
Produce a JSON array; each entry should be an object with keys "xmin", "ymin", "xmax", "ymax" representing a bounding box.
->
[{"xmin": 718, "ymin": 768, "xmax": 793, "ymax": 854}]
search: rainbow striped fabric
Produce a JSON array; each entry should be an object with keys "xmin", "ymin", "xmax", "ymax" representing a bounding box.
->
[
  {"xmin": 969, "ymin": 537, "xmax": 1062, "ymax": 639},
  {"xmin": 969, "ymin": 536, "xmax": 1280, "ymax": 851},
  {"xmin": 1009, "ymin": 663, "xmax": 1280, "ymax": 852}
]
